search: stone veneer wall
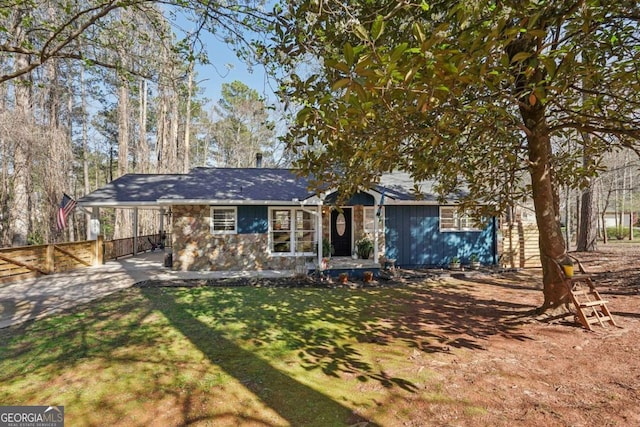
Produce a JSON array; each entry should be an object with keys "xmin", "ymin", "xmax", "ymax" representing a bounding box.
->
[
  {"xmin": 170, "ymin": 204, "xmax": 385, "ymax": 271},
  {"xmin": 171, "ymin": 205, "xmax": 297, "ymax": 271},
  {"xmin": 354, "ymin": 206, "xmax": 365, "ymax": 241},
  {"xmin": 322, "ymin": 207, "xmax": 331, "ymax": 241}
]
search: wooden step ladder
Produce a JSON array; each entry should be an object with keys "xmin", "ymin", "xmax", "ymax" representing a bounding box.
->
[
  {"xmin": 567, "ymin": 274, "xmax": 618, "ymax": 331},
  {"xmin": 562, "ymin": 257, "xmax": 618, "ymax": 331}
]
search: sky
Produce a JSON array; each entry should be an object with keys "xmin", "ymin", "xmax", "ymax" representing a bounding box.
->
[
  {"xmin": 194, "ymin": 38, "xmax": 277, "ymax": 108},
  {"xmin": 169, "ymin": 4, "xmax": 279, "ymax": 110}
]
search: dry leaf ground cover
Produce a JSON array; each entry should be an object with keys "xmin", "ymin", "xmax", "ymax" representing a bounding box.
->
[{"xmin": 0, "ymin": 243, "xmax": 638, "ymax": 426}]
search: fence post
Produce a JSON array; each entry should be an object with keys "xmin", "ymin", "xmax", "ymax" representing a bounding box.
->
[
  {"xmin": 95, "ymin": 235, "xmax": 104, "ymax": 265},
  {"xmin": 46, "ymin": 244, "xmax": 55, "ymax": 273}
]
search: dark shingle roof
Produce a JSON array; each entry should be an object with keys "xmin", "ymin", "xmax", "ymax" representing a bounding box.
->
[
  {"xmin": 78, "ymin": 174, "xmax": 184, "ymax": 207},
  {"xmin": 79, "ymin": 168, "xmax": 314, "ymax": 207},
  {"xmin": 78, "ymin": 168, "xmax": 454, "ymax": 207},
  {"xmin": 158, "ymin": 168, "xmax": 314, "ymax": 203},
  {"xmin": 376, "ymin": 172, "xmax": 440, "ymax": 201}
]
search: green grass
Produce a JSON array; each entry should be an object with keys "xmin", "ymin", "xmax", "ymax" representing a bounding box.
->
[{"xmin": 0, "ymin": 283, "xmax": 487, "ymax": 426}]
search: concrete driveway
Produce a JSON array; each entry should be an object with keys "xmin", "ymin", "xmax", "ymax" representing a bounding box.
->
[{"xmin": 0, "ymin": 251, "xmax": 295, "ymax": 329}]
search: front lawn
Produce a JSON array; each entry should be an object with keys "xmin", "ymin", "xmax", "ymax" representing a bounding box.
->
[
  {"xmin": 1, "ymin": 283, "xmax": 468, "ymax": 426},
  {"xmin": 1, "ymin": 268, "xmax": 638, "ymax": 426}
]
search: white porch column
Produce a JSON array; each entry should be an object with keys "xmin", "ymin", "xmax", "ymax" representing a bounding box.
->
[
  {"xmin": 317, "ymin": 202, "xmax": 323, "ymax": 269},
  {"xmin": 133, "ymin": 207, "xmax": 139, "ymax": 255},
  {"xmin": 159, "ymin": 208, "xmax": 165, "ymax": 234},
  {"xmin": 88, "ymin": 207, "xmax": 100, "ymax": 240},
  {"xmin": 372, "ymin": 193, "xmax": 382, "ymax": 264}
]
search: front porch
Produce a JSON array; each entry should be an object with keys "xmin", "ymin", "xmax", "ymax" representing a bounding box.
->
[{"xmin": 307, "ymin": 256, "xmax": 383, "ymax": 280}]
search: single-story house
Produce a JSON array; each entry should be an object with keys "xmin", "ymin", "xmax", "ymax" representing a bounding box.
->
[{"xmin": 78, "ymin": 167, "xmax": 498, "ymax": 271}]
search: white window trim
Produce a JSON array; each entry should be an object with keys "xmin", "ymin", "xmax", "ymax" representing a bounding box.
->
[
  {"xmin": 268, "ymin": 207, "xmax": 318, "ymax": 256},
  {"xmin": 439, "ymin": 206, "xmax": 481, "ymax": 232},
  {"xmin": 210, "ymin": 206, "xmax": 238, "ymax": 235},
  {"xmin": 363, "ymin": 206, "xmax": 384, "ymax": 234}
]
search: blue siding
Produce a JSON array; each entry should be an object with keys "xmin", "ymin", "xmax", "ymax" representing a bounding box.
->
[
  {"xmin": 385, "ymin": 205, "xmax": 496, "ymax": 268},
  {"xmin": 237, "ymin": 206, "xmax": 268, "ymax": 234}
]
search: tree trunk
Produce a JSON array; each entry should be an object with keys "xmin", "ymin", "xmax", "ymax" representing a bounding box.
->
[
  {"xmin": 521, "ymin": 105, "xmax": 569, "ymax": 313},
  {"xmin": 564, "ymin": 186, "xmax": 570, "ymax": 251},
  {"xmin": 170, "ymin": 90, "xmax": 179, "ymax": 171},
  {"xmin": 629, "ymin": 174, "xmax": 634, "ymax": 240},
  {"xmin": 577, "ymin": 132, "xmax": 597, "ymax": 251},
  {"xmin": 80, "ymin": 63, "xmax": 92, "ymax": 239},
  {"xmin": 156, "ymin": 87, "xmax": 167, "ymax": 170},
  {"xmin": 577, "ymin": 184, "xmax": 597, "ymax": 251},
  {"xmin": 114, "ymin": 72, "xmax": 131, "ymax": 239},
  {"xmin": 182, "ymin": 61, "xmax": 194, "ymax": 173},
  {"xmin": 138, "ymin": 78, "xmax": 149, "ymax": 173},
  {"xmin": 10, "ymin": 19, "xmax": 30, "ymax": 247}
]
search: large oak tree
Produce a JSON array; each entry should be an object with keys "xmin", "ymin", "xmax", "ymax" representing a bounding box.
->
[{"xmin": 267, "ymin": 1, "xmax": 640, "ymax": 312}]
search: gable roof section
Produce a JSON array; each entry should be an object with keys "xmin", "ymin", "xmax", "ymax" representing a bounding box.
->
[{"xmin": 376, "ymin": 172, "xmax": 441, "ymax": 202}]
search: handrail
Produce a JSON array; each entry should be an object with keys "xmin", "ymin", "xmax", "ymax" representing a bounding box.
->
[{"xmin": 103, "ymin": 233, "xmax": 169, "ymax": 261}]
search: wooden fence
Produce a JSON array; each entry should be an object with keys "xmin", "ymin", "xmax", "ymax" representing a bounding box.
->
[
  {"xmin": 0, "ymin": 233, "xmax": 167, "ymax": 284},
  {"xmin": 500, "ymin": 221, "xmax": 541, "ymax": 268},
  {"xmin": 0, "ymin": 239, "xmax": 99, "ymax": 284}
]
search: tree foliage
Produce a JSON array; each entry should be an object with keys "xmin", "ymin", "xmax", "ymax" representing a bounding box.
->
[
  {"xmin": 0, "ymin": 0, "xmax": 273, "ymax": 83},
  {"xmin": 266, "ymin": 0, "xmax": 640, "ymax": 310},
  {"xmin": 210, "ymin": 80, "xmax": 276, "ymax": 167},
  {"xmin": 0, "ymin": 0, "xmax": 276, "ymax": 244}
]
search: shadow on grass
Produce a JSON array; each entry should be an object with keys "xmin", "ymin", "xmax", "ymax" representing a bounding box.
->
[
  {"xmin": 141, "ymin": 287, "xmax": 378, "ymax": 427},
  {"xmin": 0, "ymin": 276, "xmax": 540, "ymax": 426},
  {"xmin": 141, "ymin": 277, "xmax": 534, "ymax": 389}
]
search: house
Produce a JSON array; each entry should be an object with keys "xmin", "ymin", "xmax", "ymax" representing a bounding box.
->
[{"xmin": 78, "ymin": 167, "xmax": 498, "ymax": 272}]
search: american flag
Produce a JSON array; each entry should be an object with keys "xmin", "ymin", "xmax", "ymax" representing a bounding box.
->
[{"xmin": 56, "ymin": 193, "xmax": 77, "ymax": 231}]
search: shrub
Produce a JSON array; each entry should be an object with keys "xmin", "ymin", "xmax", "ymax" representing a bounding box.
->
[{"xmin": 606, "ymin": 227, "xmax": 629, "ymax": 240}]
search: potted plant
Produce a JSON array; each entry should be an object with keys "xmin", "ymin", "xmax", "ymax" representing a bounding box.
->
[
  {"xmin": 322, "ymin": 238, "xmax": 333, "ymax": 258},
  {"xmin": 449, "ymin": 256, "xmax": 461, "ymax": 270},
  {"xmin": 355, "ymin": 235, "xmax": 374, "ymax": 259},
  {"xmin": 469, "ymin": 254, "xmax": 480, "ymax": 269},
  {"xmin": 363, "ymin": 271, "xmax": 374, "ymax": 283}
]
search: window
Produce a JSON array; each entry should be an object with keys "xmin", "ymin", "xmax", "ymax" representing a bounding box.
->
[
  {"xmin": 363, "ymin": 207, "xmax": 378, "ymax": 234},
  {"xmin": 295, "ymin": 210, "xmax": 315, "ymax": 253},
  {"xmin": 270, "ymin": 208, "xmax": 317, "ymax": 254},
  {"xmin": 272, "ymin": 209, "xmax": 291, "ymax": 252},
  {"xmin": 440, "ymin": 206, "xmax": 480, "ymax": 231},
  {"xmin": 211, "ymin": 207, "xmax": 237, "ymax": 234}
]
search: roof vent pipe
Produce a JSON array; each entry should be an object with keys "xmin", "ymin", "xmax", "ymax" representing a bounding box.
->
[{"xmin": 256, "ymin": 152, "xmax": 263, "ymax": 168}]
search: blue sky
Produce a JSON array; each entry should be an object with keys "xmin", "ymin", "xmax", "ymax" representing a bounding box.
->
[
  {"xmin": 195, "ymin": 39, "xmax": 277, "ymax": 107},
  {"xmin": 168, "ymin": 5, "xmax": 278, "ymax": 108}
]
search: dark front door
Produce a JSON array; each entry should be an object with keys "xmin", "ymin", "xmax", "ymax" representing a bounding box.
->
[{"xmin": 331, "ymin": 208, "xmax": 352, "ymax": 256}]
